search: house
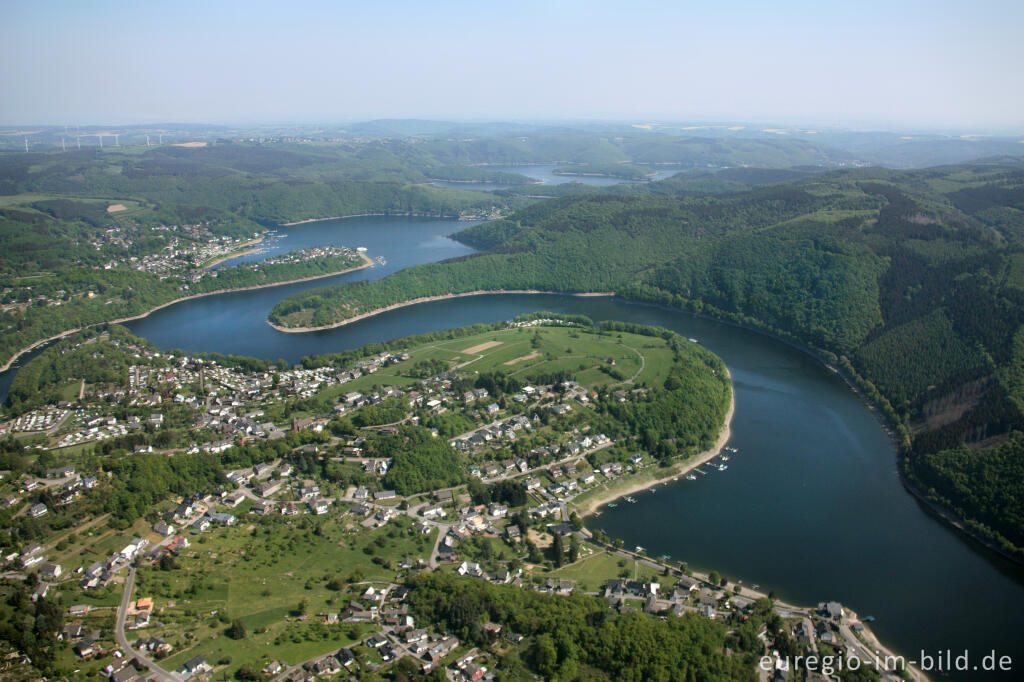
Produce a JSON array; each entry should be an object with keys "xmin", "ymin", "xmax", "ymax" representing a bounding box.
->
[
  {"xmin": 365, "ymin": 632, "xmax": 389, "ymax": 648},
  {"xmin": 191, "ymin": 517, "xmax": 211, "ymax": 532},
  {"xmin": 309, "ymin": 499, "xmax": 330, "ymax": 515},
  {"xmin": 463, "ymin": 663, "xmax": 486, "ymax": 681},
  {"xmin": 820, "ymin": 601, "xmax": 844, "ymax": 621},
  {"xmin": 421, "ymin": 504, "xmax": 445, "ymax": 519},
  {"xmin": 74, "ymin": 637, "xmax": 97, "ymax": 658},
  {"xmin": 815, "ymin": 620, "xmax": 836, "ymax": 644},
  {"xmin": 177, "ymin": 655, "xmax": 212, "ymax": 680},
  {"xmin": 207, "ymin": 511, "xmax": 236, "ymax": 525},
  {"xmin": 435, "ymin": 489, "xmax": 453, "ymax": 503},
  {"xmin": 154, "ymin": 521, "xmax": 174, "ymax": 537},
  {"xmin": 62, "ymin": 621, "xmax": 86, "ymax": 640},
  {"xmin": 254, "ymin": 479, "xmax": 284, "ymax": 497},
  {"xmin": 262, "ymin": 661, "xmax": 285, "ymax": 676},
  {"xmin": 46, "ymin": 465, "xmax": 76, "ymax": 478},
  {"xmin": 374, "ymin": 489, "xmax": 397, "ymax": 501},
  {"xmin": 336, "ymin": 648, "xmax": 357, "ymax": 669},
  {"xmin": 307, "ymin": 656, "xmax": 341, "ymax": 675},
  {"xmin": 251, "ymin": 501, "xmax": 273, "ymax": 516},
  {"xmin": 171, "ymin": 502, "xmax": 194, "ymax": 520},
  {"xmin": 68, "ymin": 604, "xmax": 91, "ymax": 617},
  {"xmin": 40, "ymin": 563, "xmax": 62, "ymax": 580},
  {"xmin": 458, "ymin": 561, "xmax": 483, "ymax": 577},
  {"xmin": 28, "ymin": 503, "xmax": 48, "ymax": 518}
]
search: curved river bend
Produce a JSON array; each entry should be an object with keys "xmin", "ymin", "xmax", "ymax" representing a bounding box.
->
[{"xmin": 3, "ymin": 216, "xmax": 1022, "ymax": 678}]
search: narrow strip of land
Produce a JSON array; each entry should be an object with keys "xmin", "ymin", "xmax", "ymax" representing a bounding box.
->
[{"xmin": 267, "ymin": 290, "xmax": 615, "ymax": 333}]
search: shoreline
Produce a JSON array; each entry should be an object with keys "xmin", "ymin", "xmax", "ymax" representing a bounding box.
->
[
  {"xmin": 199, "ymin": 235, "xmax": 266, "ymax": 269},
  {"xmin": 0, "ymin": 254, "xmax": 374, "ymax": 373},
  {"xmin": 573, "ymin": 369, "xmax": 734, "ymax": 518},
  {"xmin": 280, "ymin": 212, "xmax": 460, "ymax": 227},
  {"xmin": 267, "ymin": 290, "xmax": 615, "ymax": 333}
]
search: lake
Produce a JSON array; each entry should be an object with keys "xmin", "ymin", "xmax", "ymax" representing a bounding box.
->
[
  {"xmin": 3, "ymin": 215, "xmax": 1022, "ymax": 678},
  {"xmin": 431, "ymin": 164, "xmax": 679, "ymax": 191}
]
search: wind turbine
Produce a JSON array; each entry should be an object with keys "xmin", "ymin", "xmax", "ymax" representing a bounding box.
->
[
  {"xmin": 114, "ymin": 134, "xmax": 119, "ymax": 147},
  {"xmin": 24, "ymin": 137, "xmax": 28, "ymax": 152},
  {"xmin": 61, "ymin": 137, "xmax": 66, "ymax": 152},
  {"xmin": 77, "ymin": 136, "xmax": 81, "ymax": 150},
  {"xmin": 146, "ymin": 135, "xmax": 150, "ymax": 147}
]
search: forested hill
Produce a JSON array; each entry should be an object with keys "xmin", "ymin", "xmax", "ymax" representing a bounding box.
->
[{"xmin": 270, "ymin": 159, "xmax": 1024, "ymax": 559}]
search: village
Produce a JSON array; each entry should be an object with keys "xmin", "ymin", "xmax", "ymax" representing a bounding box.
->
[{"xmin": 0, "ymin": 321, "xmax": 908, "ymax": 681}]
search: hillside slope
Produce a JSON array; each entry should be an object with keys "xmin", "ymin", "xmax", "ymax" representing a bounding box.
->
[{"xmin": 270, "ymin": 159, "xmax": 1024, "ymax": 558}]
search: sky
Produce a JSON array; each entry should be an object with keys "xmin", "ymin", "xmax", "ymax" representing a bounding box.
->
[{"xmin": 1, "ymin": 0, "xmax": 1022, "ymax": 131}]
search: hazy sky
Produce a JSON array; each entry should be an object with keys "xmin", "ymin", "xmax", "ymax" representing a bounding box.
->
[{"xmin": 2, "ymin": 0, "xmax": 1022, "ymax": 130}]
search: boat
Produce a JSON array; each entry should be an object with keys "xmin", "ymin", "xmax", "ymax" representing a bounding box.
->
[
  {"xmin": 720, "ymin": 455, "xmax": 729, "ymax": 461},
  {"xmin": 688, "ymin": 338, "xmax": 698, "ymax": 343},
  {"xmin": 606, "ymin": 503, "xmax": 618, "ymax": 508},
  {"xmin": 717, "ymin": 464, "xmax": 728, "ymax": 471},
  {"xmin": 862, "ymin": 615, "xmax": 876, "ymax": 622},
  {"xmin": 685, "ymin": 474, "xmax": 696, "ymax": 481},
  {"xmin": 356, "ymin": 246, "xmax": 368, "ymax": 252},
  {"xmin": 625, "ymin": 496, "xmax": 637, "ymax": 503}
]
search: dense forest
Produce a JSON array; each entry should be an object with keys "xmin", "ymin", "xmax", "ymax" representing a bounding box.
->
[{"xmin": 272, "ymin": 159, "xmax": 1024, "ymax": 558}]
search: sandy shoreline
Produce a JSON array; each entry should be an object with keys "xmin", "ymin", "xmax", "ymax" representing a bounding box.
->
[
  {"xmin": 0, "ymin": 254, "xmax": 374, "ymax": 373},
  {"xmin": 267, "ymin": 290, "xmax": 616, "ymax": 333},
  {"xmin": 199, "ymin": 236, "xmax": 266, "ymax": 269},
  {"xmin": 573, "ymin": 369, "xmax": 735, "ymax": 517}
]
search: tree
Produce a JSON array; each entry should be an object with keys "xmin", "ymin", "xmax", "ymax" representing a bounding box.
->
[
  {"xmin": 552, "ymin": 533, "xmax": 565, "ymax": 568},
  {"xmin": 226, "ymin": 619, "xmax": 246, "ymax": 639}
]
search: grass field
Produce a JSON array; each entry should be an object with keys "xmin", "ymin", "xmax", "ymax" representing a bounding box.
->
[
  {"xmin": 320, "ymin": 325, "xmax": 677, "ymax": 402},
  {"xmin": 134, "ymin": 513, "xmax": 435, "ymax": 676},
  {"xmin": 539, "ymin": 548, "xmax": 673, "ymax": 592}
]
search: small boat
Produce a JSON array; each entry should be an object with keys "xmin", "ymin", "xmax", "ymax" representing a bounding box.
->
[
  {"xmin": 685, "ymin": 474, "xmax": 696, "ymax": 481},
  {"xmin": 717, "ymin": 464, "xmax": 728, "ymax": 471},
  {"xmin": 862, "ymin": 615, "xmax": 876, "ymax": 622},
  {"xmin": 635, "ymin": 546, "xmax": 645, "ymax": 553},
  {"xmin": 606, "ymin": 503, "xmax": 618, "ymax": 509},
  {"xmin": 356, "ymin": 246, "xmax": 368, "ymax": 252},
  {"xmin": 720, "ymin": 455, "xmax": 729, "ymax": 462},
  {"xmin": 688, "ymin": 338, "xmax": 698, "ymax": 343},
  {"xmin": 625, "ymin": 496, "xmax": 637, "ymax": 503}
]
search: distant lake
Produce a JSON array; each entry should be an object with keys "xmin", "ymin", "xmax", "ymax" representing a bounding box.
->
[{"xmin": 431, "ymin": 164, "xmax": 679, "ymax": 191}]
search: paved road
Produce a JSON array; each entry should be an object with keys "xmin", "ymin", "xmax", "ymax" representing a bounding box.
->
[{"xmin": 115, "ymin": 565, "xmax": 180, "ymax": 682}]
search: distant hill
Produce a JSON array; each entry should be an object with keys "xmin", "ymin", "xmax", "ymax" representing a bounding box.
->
[{"xmin": 271, "ymin": 158, "xmax": 1024, "ymax": 559}]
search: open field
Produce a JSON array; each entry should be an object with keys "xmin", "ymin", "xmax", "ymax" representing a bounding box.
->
[
  {"xmin": 462, "ymin": 340, "xmax": 503, "ymax": 354},
  {"xmin": 540, "ymin": 549, "xmax": 669, "ymax": 592},
  {"xmin": 319, "ymin": 325, "xmax": 678, "ymax": 401},
  {"xmin": 132, "ymin": 514, "xmax": 434, "ymax": 674}
]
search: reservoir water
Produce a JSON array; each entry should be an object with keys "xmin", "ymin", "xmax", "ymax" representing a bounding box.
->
[
  {"xmin": 3, "ymin": 215, "xmax": 1022, "ymax": 678},
  {"xmin": 431, "ymin": 164, "xmax": 679, "ymax": 191}
]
